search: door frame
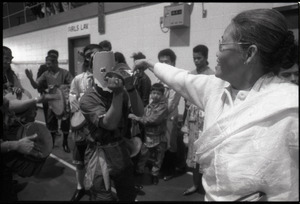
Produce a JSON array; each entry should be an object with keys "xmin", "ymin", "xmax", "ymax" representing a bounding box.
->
[{"xmin": 68, "ymin": 34, "xmax": 90, "ymax": 76}]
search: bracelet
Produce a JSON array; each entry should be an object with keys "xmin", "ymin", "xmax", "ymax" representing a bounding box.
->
[
  {"xmin": 127, "ymin": 88, "xmax": 135, "ymax": 93},
  {"xmin": 34, "ymin": 97, "xmax": 38, "ymax": 103}
]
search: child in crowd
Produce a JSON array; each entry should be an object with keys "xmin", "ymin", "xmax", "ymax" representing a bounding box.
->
[{"xmin": 128, "ymin": 83, "xmax": 168, "ymax": 185}]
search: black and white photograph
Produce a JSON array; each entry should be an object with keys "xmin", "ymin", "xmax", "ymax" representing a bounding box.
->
[{"xmin": 1, "ymin": 2, "xmax": 299, "ymax": 202}]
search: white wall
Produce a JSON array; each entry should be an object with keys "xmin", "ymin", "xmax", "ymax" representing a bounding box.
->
[{"xmin": 3, "ymin": 2, "xmax": 296, "ymax": 114}]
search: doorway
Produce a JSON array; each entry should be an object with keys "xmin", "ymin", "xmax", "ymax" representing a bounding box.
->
[{"xmin": 68, "ymin": 35, "xmax": 90, "ymax": 77}]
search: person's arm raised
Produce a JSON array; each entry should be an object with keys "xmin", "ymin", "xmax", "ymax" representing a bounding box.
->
[
  {"xmin": 25, "ymin": 69, "xmax": 39, "ymax": 89},
  {"xmin": 124, "ymin": 75, "xmax": 144, "ymax": 117},
  {"xmin": 100, "ymin": 76, "xmax": 124, "ymax": 130},
  {"xmin": 133, "ymin": 59, "xmax": 155, "ymax": 73}
]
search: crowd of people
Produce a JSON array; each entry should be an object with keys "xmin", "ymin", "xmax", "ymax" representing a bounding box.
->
[{"xmin": 1, "ymin": 8, "xmax": 298, "ymax": 202}]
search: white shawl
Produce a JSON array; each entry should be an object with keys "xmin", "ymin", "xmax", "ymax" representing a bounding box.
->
[{"xmin": 154, "ymin": 62, "xmax": 299, "ymax": 201}]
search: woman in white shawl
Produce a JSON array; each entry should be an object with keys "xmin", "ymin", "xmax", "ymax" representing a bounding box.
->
[{"xmin": 133, "ymin": 9, "xmax": 298, "ymax": 201}]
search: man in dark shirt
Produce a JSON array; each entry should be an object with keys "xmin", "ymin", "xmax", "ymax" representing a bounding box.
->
[
  {"xmin": 130, "ymin": 52, "xmax": 151, "ymax": 186},
  {"xmin": 80, "ymin": 58, "xmax": 143, "ymax": 201},
  {"xmin": 131, "ymin": 52, "xmax": 151, "ymax": 107}
]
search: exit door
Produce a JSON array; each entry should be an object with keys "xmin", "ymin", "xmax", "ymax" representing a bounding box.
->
[{"xmin": 68, "ymin": 35, "xmax": 90, "ymax": 77}]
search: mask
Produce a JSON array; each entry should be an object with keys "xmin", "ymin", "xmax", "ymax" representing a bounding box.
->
[{"xmin": 92, "ymin": 51, "xmax": 115, "ymax": 88}]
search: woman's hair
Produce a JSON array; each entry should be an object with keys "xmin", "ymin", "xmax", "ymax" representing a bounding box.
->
[
  {"xmin": 151, "ymin": 83, "xmax": 165, "ymax": 94},
  {"xmin": 193, "ymin": 44, "xmax": 209, "ymax": 65},
  {"xmin": 231, "ymin": 9, "xmax": 297, "ymax": 74},
  {"xmin": 131, "ymin": 52, "xmax": 146, "ymax": 61},
  {"xmin": 114, "ymin": 52, "xmax": 127, "ymax": 64},
  {"xmin": 99, "ymin": 40, "xmax": 112, "ymax": 51},
  {"xmin": 132, "ymin": 52, "xmax": 147, "ymax": 71}
]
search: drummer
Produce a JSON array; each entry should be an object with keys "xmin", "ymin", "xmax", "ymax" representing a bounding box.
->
[
  {"xmin": 2, "ymin": 46, "xmax": 43, "ymax": 144},
  {"xmin": 0, "ymin": 96, "xmax": 55, "ymax": 201},
  {"xmin": 69, "ymin": 44, "xmax": 102, "ymax": 201},
  {"xmin": 25, "ymin": 54, "xmax": 74, "ymax": 153},
  {"xmin": 1, "ymin": 47, "xmax": 55, "ymax": 202}
]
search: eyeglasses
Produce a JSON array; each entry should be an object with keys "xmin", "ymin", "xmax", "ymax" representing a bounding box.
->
[{"xmin": 219, "ymin": 40, "xmax": 252, "ymax": 52}]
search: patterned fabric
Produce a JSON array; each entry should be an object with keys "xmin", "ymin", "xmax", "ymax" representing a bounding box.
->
[
  {"xmin": 144, "ymin": 142, "xmax": 167, "ymax": 176},
  {"xmin": 154, "ymin": 63, "xmax": 299, "ymax": 201},
  {"xmin": 161, "ymin": 84, "xmax": 181, "ymax": 151},
  {"xmin": 181, "ymin": 67, "xmax": 214, "ymax": 169},
  {"xmin": 181, "ymin": 104, "xmax": 204, "ymax": 168},
  {"xmin": 140, "ymin": 97, "xmax": 168, "ymax": 148}
]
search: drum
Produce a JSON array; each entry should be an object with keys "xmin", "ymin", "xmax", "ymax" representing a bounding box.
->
[
  {"xmin": 124, "ymin": 137, "xmax": 142, "ymax": 157},
  {"xmin": 70, "ymin": 110, "xmax": 86, "ymax": 130},
  {"xmin": 48, "ymin": 86, "xmax": 66, "ymax": 117},
  {"xmin": 4, "ymin": 88, "xmax": 32, "ymax": 101},
  {"xmin": 5, "ymin": 122, "xmax": 53, "ymax": 177}
]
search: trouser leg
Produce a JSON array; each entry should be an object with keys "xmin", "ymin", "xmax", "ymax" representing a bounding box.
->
[
  {"xmin": 113, "ymin": 165, "xmax": 136, "ymax": 201},
  {"xmin": 42, "ymin": 101, "xmax": 48, "ymax": 124},
  {"xmin": 135, "ymin": 144, "xmax": 149, "ymax": 174},
  {"xmin": 61, "ymin": 116, "xmax": 70, "ymax": 145},
  {"xmin": 151, "ymin": 143, "xmax": 166, "ymax": 177}
]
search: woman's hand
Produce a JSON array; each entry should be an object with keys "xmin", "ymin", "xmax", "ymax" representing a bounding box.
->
[{"xmin": 133, "ymin": 59, "xmax": 155, "ymax": 73}]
